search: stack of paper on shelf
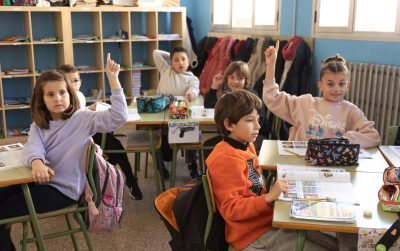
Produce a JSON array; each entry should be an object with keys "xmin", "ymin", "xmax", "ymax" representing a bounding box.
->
[{"xmin": 131, "ymin": 71, "xmax": 141, "ymax": 97}]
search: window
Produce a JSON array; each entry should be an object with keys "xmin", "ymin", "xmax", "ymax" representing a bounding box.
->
[
  {"xmin": 313, "ymin": 0, "xmax": 400, "ymax": 41},
  {"xmin": 212, "ymin": 0, "xmax": 280, "ymax": 34}
]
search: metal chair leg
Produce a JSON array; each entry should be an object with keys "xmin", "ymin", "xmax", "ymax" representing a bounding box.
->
[
  {"xmin": 170, "ymin": 144, "xmax": 178, "ymax": 188},
  {"xmin": 74, "ymin": 212, "xmax": 93, "ymax": 251},
  {"xmin": 65, "ymin": 214, "xmax": 78, "ymax": 251},
  {"xmin": 144, "ymin": 152, "xmax": 149, "ymax": 178},
  {"xmin": 296, "ymin": 230, "xmax": 306, "ymax": 251}
]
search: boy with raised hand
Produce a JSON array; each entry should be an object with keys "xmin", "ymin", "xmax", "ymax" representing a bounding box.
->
[
  {"xmin": 206, "ymin": 90, "xmax": 337, "ymax": 250},
  {"xmin": 153, "ymin": 47, "xmax": 201, "ymax": 179}
]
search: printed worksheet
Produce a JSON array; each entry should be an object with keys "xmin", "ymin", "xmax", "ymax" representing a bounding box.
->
[
  {"xmin": 277, "ymin": 140, "xmax": 308, "ymax": 156},
  {"xmin": 0, "ymin": 143, "xmax": 26, "ymax": 171}
]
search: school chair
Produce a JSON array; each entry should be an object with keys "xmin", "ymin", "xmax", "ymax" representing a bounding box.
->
[
  {"xmin": 202, "ymin": 172, "xmax": 238, "ymax": 251},
  {"xmin": 170, "ymin": 143, "xmax": 205, "ymax": 188},
  {"xmin": 387, "ymin": 126, "xmax": 399, "ymax": 145},
  {"xmin": 169, "ymin": 132, "xmax": 221, "ymax": 188},
  {"xmin": 0, "ymin": 143, "xmax": 97, "ymax": 251},
  {"xmin": 101, "ymin": 129, "xmax": 165, "ymax": 194}
]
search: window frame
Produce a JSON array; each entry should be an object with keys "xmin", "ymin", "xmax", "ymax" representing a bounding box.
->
[
  {"xmin": 312, "ymin": 0, "xmax": 400, "ymax": 42},
  {"xmin": 211, "ymin": 0, "xmax": 281, "ymax": 35}
]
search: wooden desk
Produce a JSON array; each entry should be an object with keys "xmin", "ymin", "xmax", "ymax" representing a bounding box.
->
[
  {"xmin": 259, "ymin": 140, "xmax": 388, "ymax": 173},
  {"xmin": 379, "ymin": 146, "xmax": 400, "ymax": 167},
  {"xmin": 273, "ymin": 172, "xmax": 396, "ymax": 233},
  {"xmin": 0, "ymin": 167, "xmax": 46, "ymax": 250}
]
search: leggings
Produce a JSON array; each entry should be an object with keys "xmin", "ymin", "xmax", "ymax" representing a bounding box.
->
[{"xmin": 0, "ymin": 184, "xmax": 76, "ymax": 251}]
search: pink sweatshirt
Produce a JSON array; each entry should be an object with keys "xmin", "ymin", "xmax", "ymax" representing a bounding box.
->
[{"xmin": 262, "ymin": 79, "xmax": 380, "ymax": 148}]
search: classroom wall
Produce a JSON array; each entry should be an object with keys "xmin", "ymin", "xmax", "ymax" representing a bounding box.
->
[{"xmin": 180, "ymin": 0, "xmax": 400, "ymax": 84}]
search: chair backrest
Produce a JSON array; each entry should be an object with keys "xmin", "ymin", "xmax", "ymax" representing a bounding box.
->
[
  {"xmin": 387, "ymin": 126, "xmax": 399, "ymax": 145},
  {"xmin": 86, "ymin": 142, "xmax": 97, "ymax": 203},
  {"xmin": 202, "ymin": 170, "xmax": 215, "ymax": 246}
]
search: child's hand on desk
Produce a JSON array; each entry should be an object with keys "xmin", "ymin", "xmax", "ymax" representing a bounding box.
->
[
  {"xmin": 31, "ymin": 159, "xmax": 55, "ymax": 184},
  {"xmin": 265, "ymin": 179, "xmax": 288, "ymax": 205}
]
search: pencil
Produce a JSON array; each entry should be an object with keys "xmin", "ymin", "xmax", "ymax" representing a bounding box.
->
[
  {"xmin": 296, "ymin": 197, "xmax": 336, "ymax": 202},
  {"xmin": 285, "ymin": 149, "xmax": 304, "ymax": 157}
]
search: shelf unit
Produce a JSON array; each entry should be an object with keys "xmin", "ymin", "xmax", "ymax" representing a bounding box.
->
[{"xmin": 0, "ymin": 6, "xmax": 186, "ymax": 141}]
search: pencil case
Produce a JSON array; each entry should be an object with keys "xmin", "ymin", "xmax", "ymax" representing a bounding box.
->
[
  {"xmin": 378, "ymin": 184, "xmax": 400, "ymax": 212},
  {"xmin": 383, "ymin": 167, "xmax": 400, "ymax": 185},
  {"xmin": 304, "ymin": 138, "xmax": 360, "ymax": 166},
  {"xmin": 136, "ymin": 94, "xmax": 175, "ymax": 113}
]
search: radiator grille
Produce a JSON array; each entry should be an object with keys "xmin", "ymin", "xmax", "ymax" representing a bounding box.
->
[{"xmin": 347, "ymin": 62, "xmax": 400, "ymax": 144}]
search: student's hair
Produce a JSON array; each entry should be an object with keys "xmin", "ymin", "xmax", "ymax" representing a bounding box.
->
[
  {"xmin": 170, "ymin": 46, "xmax": 188, "ymax": 60},
  {"xmin": 214, "ymin": 90, "xmax": 262, "ymax": 136},
  {"xmin": 58, "ymin": 64, "xmax": 78, "ymax": 74},
  {"xmin": 223, "ymin": 61, "xmax": 251, "ymax": 90},
  {"xmin": 31, "ymin": 70, "xmax": 80, "ymax": 129},
  {"xmin": 320, "ymin": 54, "xmax": 349, "ymax": 80}
]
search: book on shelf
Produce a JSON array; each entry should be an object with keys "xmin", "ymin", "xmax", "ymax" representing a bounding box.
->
[
  {"xmin": 277, "ymin": 164, "xmax": 356, "ymax": 203},
  {"xmin": 290, "ymin": 199, "xmax": 356, "ymax": 222},
  {"xmin": 0, "ymin": 143, "xmax": 26, "ymax": 171}
]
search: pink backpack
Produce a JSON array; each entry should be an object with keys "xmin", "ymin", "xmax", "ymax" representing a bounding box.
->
[{"xmin": 84, "ymin": 144, "xmax": 125, "ymax": 233}]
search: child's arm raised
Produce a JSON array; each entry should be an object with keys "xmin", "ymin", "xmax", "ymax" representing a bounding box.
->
[
  {"xmin": 152, "ymin": 49, "xmax": 170, "ymax": 72},
  {"xmin": 262, "ymin": 41, "xmax": 307, "ymax": 126},
  {"xmin": 105, "ymin": 53, "xmax": 121, "ymax": 89}
]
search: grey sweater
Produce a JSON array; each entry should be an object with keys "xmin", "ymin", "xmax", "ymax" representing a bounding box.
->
[{"xmin": 22, "ymin": 88, "xmax": 127, "ymax": 200}]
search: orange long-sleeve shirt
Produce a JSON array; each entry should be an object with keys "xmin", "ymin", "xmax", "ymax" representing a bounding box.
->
[{"xmin": 206, "ymin": 139, "xmax": 273, "ymax": 250}]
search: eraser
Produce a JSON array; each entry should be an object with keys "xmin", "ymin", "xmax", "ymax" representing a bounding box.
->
[{"xmin": 363, "ymin": 210, "xmax": 372, "ymax": 217}]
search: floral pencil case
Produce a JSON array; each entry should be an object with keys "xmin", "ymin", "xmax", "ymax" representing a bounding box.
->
[{"xmin": 304, "ymin": 138, "xmax": 360, "ymax": 166}]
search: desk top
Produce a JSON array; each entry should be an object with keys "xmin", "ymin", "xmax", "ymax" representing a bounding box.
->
[
  {"xmin": 0, "ymin": 166, "xmax": 32, "ymax": 187},
  {"xmin": 258, "ymin": 140, "xmax": 388, "ymax": 173},
  {"xmin": 273, "ymin": 171, "xmax": 396, "ymax": 233},
  {"xmin": 379, "ymin": 146, "xmax": 400, "ymax": 167},
  {"xmin": 125, "ymin": 96, "xmax": 216, "ymax": 126}
]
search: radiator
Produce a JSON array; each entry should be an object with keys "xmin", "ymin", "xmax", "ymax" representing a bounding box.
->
[{"xmin": 347, "ymin": 62, "xmax": 400, "ymax": 144}]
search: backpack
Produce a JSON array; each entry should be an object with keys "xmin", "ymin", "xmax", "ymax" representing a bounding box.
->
[
  {"xmin": 154, "ymin": 181, "xmax": 228, "ymax": 251},
  {"xmin": 83, "ymin": 144, "xmax": 125, "ymax": 233}
]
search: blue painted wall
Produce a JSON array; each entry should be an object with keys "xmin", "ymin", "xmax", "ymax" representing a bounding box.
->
[{"xmin": 180, "ymin": 0, "xmax": 400, "ymax": 83}]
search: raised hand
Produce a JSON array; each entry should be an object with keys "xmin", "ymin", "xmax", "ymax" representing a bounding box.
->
[
  {"xmin": 264, "ymin": 40, "xmax": 280, "ymax": 65},
  {"xmin": 105, "ymin": 53, "xmax": 121, "ymax": 89},
  {"xmin": 211, "ymin": 72, "xmax": 224, "ymax": 90}
]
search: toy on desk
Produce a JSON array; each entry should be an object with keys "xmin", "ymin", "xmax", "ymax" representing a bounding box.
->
[{"xmin": 169, "ymin": 100, "xmax": 190, "ymax": 119}]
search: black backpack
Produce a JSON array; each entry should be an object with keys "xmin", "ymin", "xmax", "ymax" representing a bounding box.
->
[{"xmin": 154, "ymin": 181, "xmax": 228, "ymax": 251}]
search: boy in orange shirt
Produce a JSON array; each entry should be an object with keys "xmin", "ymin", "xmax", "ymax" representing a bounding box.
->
[{"xmin": 206, "ymin": 90, "xmax": 337, "ymax": 250}]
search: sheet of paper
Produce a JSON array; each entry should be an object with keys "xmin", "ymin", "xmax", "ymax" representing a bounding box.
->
[
  {"xmin": 127, "ymin": 108, "xmax": 141, "ymax": 121},
  {"xmin": 390, "ymin": 146, "xmax": 400, "ymax": 159},
  {"xmin": 359, "ymin": 149, "xmax": 373, "ymax": 159},
  {"xmin": 0, "ymin": 143, "xmax": 26, "ymax": 171},
  {"xmin": 277, "ymin": 140, "xmax": 308, "ymax": 156},
  {"xmin": 277, "ymin": 164, "xmax": 355, "ymax": 203},
  {"xmin": 95, "ymin": 102, "xmax": 111, "ymax": 112},
  {"xmin": 190, "ymin": 105, "xmax": 214, "ymax": 119}
]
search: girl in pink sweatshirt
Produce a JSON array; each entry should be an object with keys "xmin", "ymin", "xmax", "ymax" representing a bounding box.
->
[{"xmin": 263, "ymin": 41, "xmax": 380, "ymax": 148}]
